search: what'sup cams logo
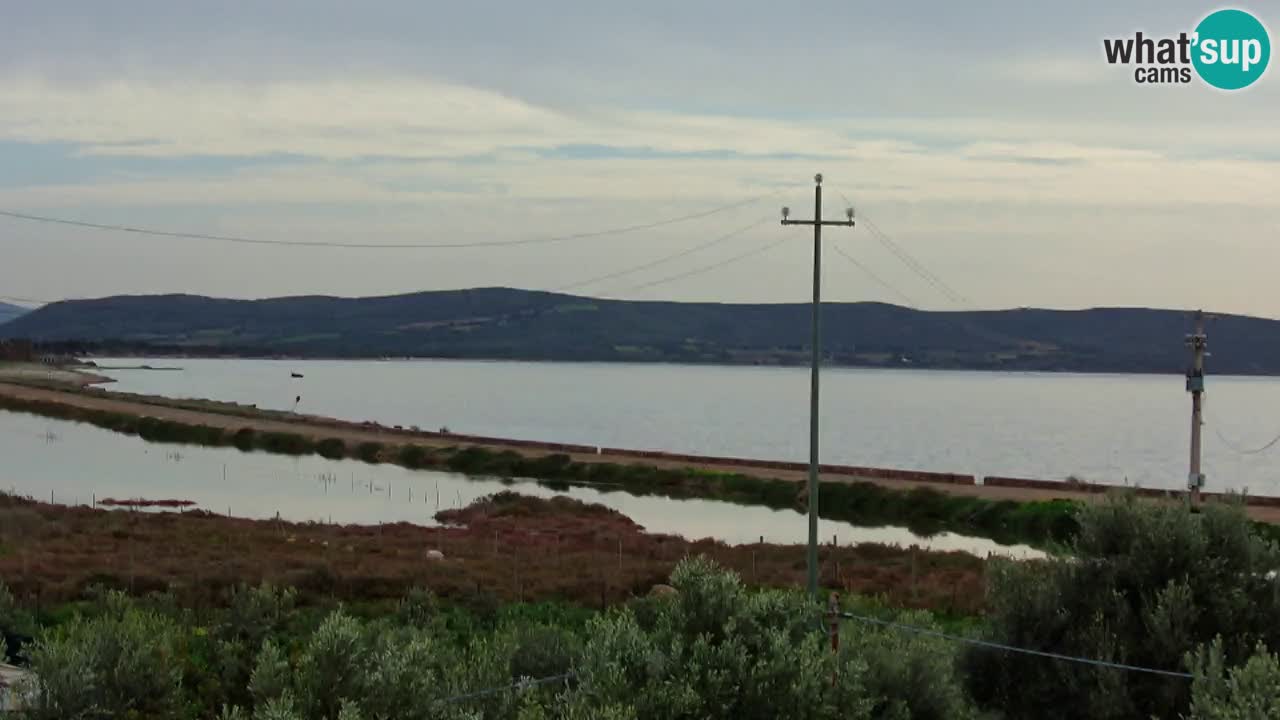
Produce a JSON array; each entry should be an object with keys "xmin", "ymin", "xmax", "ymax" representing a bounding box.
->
[{"xmin": 1104, "ymin": 8, "xmax": 1270, "ymax": 89}]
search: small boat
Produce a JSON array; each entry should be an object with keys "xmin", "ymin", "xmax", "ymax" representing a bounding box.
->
[{"xmin": 290, "ymin": 372, "xmax": 304, "ymax": 378}]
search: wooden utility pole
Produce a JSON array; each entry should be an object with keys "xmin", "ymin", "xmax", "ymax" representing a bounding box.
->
[
  {"xmin": 1186, "ymin": 310, "xmax": 1207, "ymax": 506},
  {"xmin": 781, "ymin": 174, "xmax": 855, "ymax": 599}
]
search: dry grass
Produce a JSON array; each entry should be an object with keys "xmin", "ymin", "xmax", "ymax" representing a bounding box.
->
[{"xmin": 0, "ymin": 491, "xmax": 986, "ymax": 615}]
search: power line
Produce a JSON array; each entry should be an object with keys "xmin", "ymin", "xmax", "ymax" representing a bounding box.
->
[
  {"xmin": 863, "ymin": 216, "xmax": 970, "ymax": 305},
  {"xmin": 0, "ymin": 190, "xmax": 779, "ymax": 251},
  {"xmin": 829, "ymin": 242, "xmax": 917, "ymax": 308},
  {"xmin": 836, "ymin": 611, "xmax": 1193, "ymax": 679},
  {"xmin": 554, "ymin": 218, "xmax": 771, "ymax": 293},
  {"xmin": 2, "ymin": 219, "xmax": 772, "ymax": 307},
  {"xmin": 1208, "ymin": 414, "xmax": 1280, "ymax": 456},
  {"xmin": 833, "ymin": 191, "xmax": 969, "ymax": 306},
  {"xmin": 613, "ymin": 234, "xmax": 788, "ymax": 294}
]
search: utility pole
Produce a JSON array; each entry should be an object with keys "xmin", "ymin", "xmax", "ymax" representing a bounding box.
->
[
  {"xmin": 1186, "ymin": 310, "xmax": 1207, "ymax": 507},
  {"xmin": 781, "ymin": 173, "xmax": 855, "ymax": 600}
]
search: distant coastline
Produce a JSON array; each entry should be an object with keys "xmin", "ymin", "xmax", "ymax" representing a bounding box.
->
[
  {"xmin": 71, "ymin": 348, "xmax": 1215, "ymax": 377},
  {"xmin": 5, "ymin": 288, "xmax": 1277, "ymax": 375}
]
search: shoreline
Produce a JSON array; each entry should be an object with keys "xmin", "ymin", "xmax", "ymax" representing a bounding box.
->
[
  {"xmin": 2, "ymin": 375, "xmax": 1278, "ymax": 530},
  {"xmin": 0, "ymin": 362, "xmax": 114, "ymax": 387},
  {"xmin": 79, "ymin": 351, "xmax": 1257, "ymax": 378}
]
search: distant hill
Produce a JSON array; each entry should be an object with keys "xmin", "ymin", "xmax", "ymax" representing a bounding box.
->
[
  {"xmin": 0, "ymin": 301, "xmax": 30, "ymax": 325},
  {"xmin": 0, "ymin": 287, "xmax": 1271, "ymax": 374}
]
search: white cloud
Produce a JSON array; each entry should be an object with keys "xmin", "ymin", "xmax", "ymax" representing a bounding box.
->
[
  {"xmin": 2, "ymin": 72, "xmax": 1278, "ymax": 214},
  {"xmin": 0, "ymin": 63, "xmax": 1277, "ymax": 316},
  {"xmin": 0, "ymin": 74, "xmax": 864, "ymax": 160}
]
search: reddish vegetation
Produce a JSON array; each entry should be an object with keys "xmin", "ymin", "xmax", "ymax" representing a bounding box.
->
[
  {"xmin": 0, "ymin": 491, "xmax": 986, "ymax": 614},
  {"xmin": 96, "ymin": 497, "xmax": 197, "ymax": 508}
]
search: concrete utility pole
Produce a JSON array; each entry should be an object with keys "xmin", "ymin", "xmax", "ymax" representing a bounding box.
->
[
  {"xmin": 781, "ymin": 174, "xmax": 855, "ymax": 599},
  {"xmin": 1186, "ymin": 310, "xmax": 1207, "ymax": 506}
]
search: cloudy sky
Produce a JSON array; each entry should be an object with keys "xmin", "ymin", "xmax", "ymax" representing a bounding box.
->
[{"xmin": 1, "ymin": 1, "xmax": 1277, "ymax": 315}]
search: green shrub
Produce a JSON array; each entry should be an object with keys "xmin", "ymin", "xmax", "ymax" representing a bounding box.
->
[
  {"xmin": 509, "ymin": 625, "xmax": 580, "ymax": 680},
  {"xmin": 25, "ymin": 591, "xmax": 184, "ymax": 719},
  {"xmin": 194, "ymin": 424, "xmax": 229, "ymax": 446},
  {"xmin": 847, "ymin": 609, "xmax": 977, "ymax": 719},
  {"xmin": 447, "ymin": 447, "xmax": 522, "ymax": 476},
  {"xmin": 966, "ymin": 493, "xmax": 1280, "ymax": 719},
  {"xmin": 294, "ymin": 611, "xmax": 369, "ymax": 719},
  {"xmin": 397, "ymin": 444, "xmax": 429, "ymax": 468},
  {"xmin": 232, "ymin": 427, "xmax": 257, "ymax": 451},
  {"xmin": 1188, "ymin": 638, "xmax": 1280, "ymax": 719},
  {"xmin": 0, "ymin": 579, "xmax": 34, "ymax": 662},
  {"xmin": 395, "ymin": 587, "xmax": 439, "ymax": 627},
  {"xmin": 355, "ymin": 441, "xmax": 383, "ymax": 463},
  {"xmin": 566, "ymin": 556, "xmax": 972, "ymax": 719},
  {"xmin": 257, "ymin": 432, "xmax": 313, "ymax": 455},
  {"xmin": 316, "ymin": 437, "xmax": 346, "ymax": 459},
  {"xmin": 516, "ymin": 453, "xmax": 574, "ymax": 478}
]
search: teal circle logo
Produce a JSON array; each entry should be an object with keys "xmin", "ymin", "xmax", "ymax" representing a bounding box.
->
[{"xmin": 1192, "ymin": 9, "xmax": 1271, "ymax": 90}]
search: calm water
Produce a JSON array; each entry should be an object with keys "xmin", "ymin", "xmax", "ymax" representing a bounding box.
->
[
  {"xmin": 93, "ymin": 357, "xmax": 1280, "ymax": 495},
  {"xmin": 0, "ymin": 410, "xmax": 1039, "ymax": 558}
]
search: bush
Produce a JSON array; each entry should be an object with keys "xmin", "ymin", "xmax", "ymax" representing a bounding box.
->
[
  {"xmin": 194, "ymin": 424, "xmax": 229, "ymax": 446},
  {"xmin": 397, "ymin": 444, "xmax": 429, "ymax": 468},
  {"xmin": 1187, "ymin": 638, "xmax": 1280, "ymax": 719},
  {"xmin": 239, "ymin": 608, "xmax": 502, "ymax": 720},
  {"xmin": 233, "ymin": 427, "xmax": 257, "ymax": 451},
  {"xmin": 355, "ymin": 441, "xmax": 383, "ymax": 463},
  {"xmin": 965, "ymin": 493, "xmax": 1280, "ymax": 719},
  {"xmin": 447, "ymin": 447, "xmax": 522, "ymax": 476},
  {"xmin": 25, "ymin": 591, "xmax": 184, "ymax": 719},
  {"xmin": 396, "ymin": 587, "xmax": 439, "ymax": 627},
  {"xmin": 316, "ymin": 437, "xmax": 347, "ymax": 459},
  {"xmin": 516, "ymin": 454, "xmax": 574, "ymax": 479},
  {"xmin": 293, "ymin": 611, "xmax": 370, "ymax": 719},
  {"xmin": 509, "ymin": 625, "xmax": 580, "ymax": 680},
  {"xmin": 257, "ymin": 432, "xmax": 313, "ymax": 455},
  {"xmin": 219, "ymin": 584, "xmax": 297, "ymax": 650},
  {"xmin": 0, "ymin": 579, "xmax": 34, "ymax": 663},
  {"xmin": 14, "ymin": 559, "xmax": 986, "ymax": 718},
  {"xmin": 564, "ymin": 556, "xmax": 972, "ymax": 719},
  {"xmin": 848, "ymin": 609, "xmax": 976, "ymax": 719}
]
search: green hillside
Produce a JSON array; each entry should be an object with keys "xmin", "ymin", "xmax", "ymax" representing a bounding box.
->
[{"xmin": 1, "ymin": 287, "xmax": 1269, "ymax": 374}]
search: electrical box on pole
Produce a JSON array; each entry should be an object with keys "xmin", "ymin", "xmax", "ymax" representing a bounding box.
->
[{"xmin": 1186, "ymin": 310, "xmax": 1207, "ymax": 504}]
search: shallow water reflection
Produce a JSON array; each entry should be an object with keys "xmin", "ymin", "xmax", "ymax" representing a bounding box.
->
[{"xmin": 0, "ymin": 410, "xmax": 1042, "ymax": 559}]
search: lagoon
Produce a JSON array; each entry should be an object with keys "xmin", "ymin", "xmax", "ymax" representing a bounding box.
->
[
  {"xmin": 0, "ymin": 409, "xmax": 1041, "ymax": 558},
  {"xmin": 93, "ymin": 357, "xmax": 1280, "ymax": 495}
]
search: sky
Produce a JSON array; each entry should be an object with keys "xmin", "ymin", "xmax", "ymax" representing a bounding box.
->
[{"xmin": 1, "ymin": 1, "xmax": 1277, "ymax": 315}]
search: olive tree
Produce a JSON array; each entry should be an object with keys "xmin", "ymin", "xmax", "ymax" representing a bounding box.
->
[
  {"xmin": 966, "ymin": 493, "xmax": 1280, "ymax": 719},
  {"xmin": 564, "ymin": 556, "xmax": 974, "ymax": 719},
  {"xmin": 24, "ymin": 591, "xmax": 183, "ymax": 719},
  {"xmin": 1186, "ymin": 638, "xmax": 1280, "ymax": 719}
]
